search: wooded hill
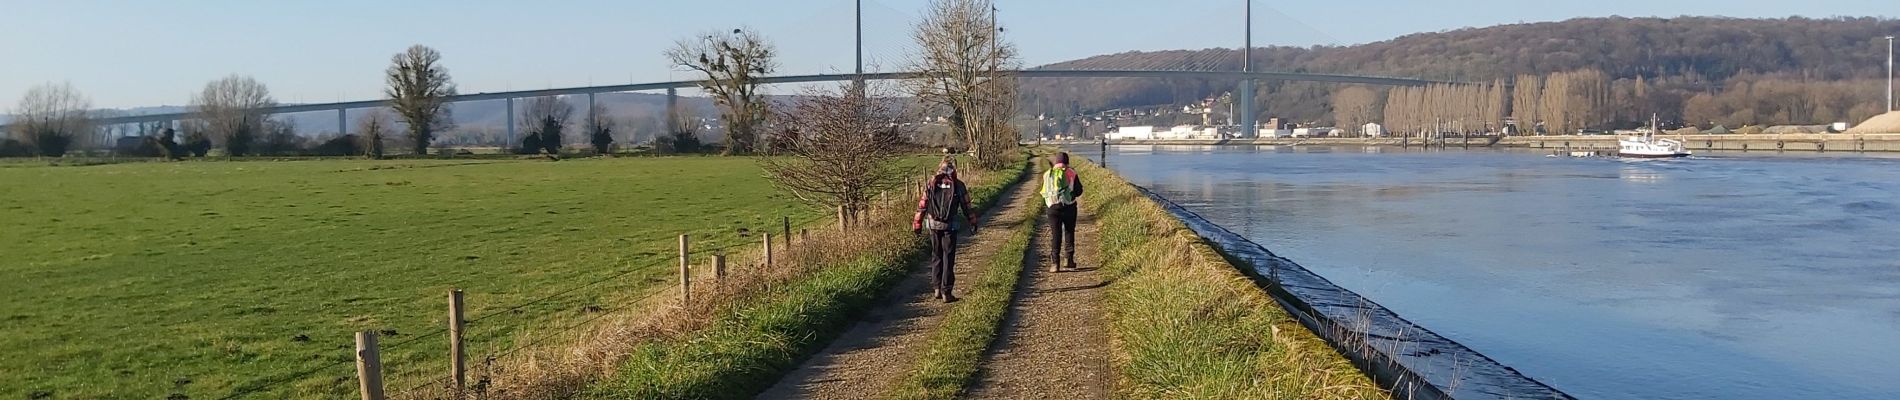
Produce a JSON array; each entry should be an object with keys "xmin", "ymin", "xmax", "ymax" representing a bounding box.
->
[{"xmin": 1021, "ymin": 16, "xmax": 1900, "ymax": 133}]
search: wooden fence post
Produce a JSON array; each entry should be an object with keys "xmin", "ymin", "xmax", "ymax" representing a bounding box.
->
[
  {"xmin": 763, "ymin": 233, "xmax": 774, "ymax": 270},
  {"xmin": 447, "ymin": 289, "xmax": 465, "ymax": 396},
  {"xmin": 355, "ymin": 331, "xmax": 385, "ymax": 400},
  {"xmin": 782, "ymin": 216, "xmax": 791, "ymax": 253},
  {"xmin": 679, "ymin": 234, "xmax": 691, "ymax": 304},
  {"xmin": 801, "ymin": 229, "xmax": 809, "ymax": 244},
  {"xmin": 712, "ymin": 254, "xmax": 727, "ymax": 282},
  {"xmin": 837, "ymin": 205, "xmax": 847, "ymax": 231}
]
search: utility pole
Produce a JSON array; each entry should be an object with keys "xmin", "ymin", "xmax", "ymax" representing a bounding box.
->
[
  {"xmin": 1238, "ymin": 0, "xmax": 1255, "ymax": 138},
  {"xmin": 990, "ymin": 4, "xmax": 1000, "ymax": 73},
  {"xmin": 854, "ymin": 0, "xmax": 864, "ymax": 95}
]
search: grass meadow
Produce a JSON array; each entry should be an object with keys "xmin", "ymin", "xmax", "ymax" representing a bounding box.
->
[{"xmin": 0, "ymin": 157, "xmax": 825, "ymax": 399}]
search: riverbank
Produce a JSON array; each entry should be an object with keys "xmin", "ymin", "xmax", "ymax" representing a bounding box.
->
[
  {"xmin": 1045, "ymin": 133, "xmax": 1900, "ymax": 152},
  {"xmin": 1071, "ymin": 158, "xmax": 1389, "ymax": 398}
]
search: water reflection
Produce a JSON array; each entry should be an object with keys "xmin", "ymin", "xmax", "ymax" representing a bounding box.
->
[{"xmin": 1088, "ymin": 145, "xmax": 1900, "ymax": 400}]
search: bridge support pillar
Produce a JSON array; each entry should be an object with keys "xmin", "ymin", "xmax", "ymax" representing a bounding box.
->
[
  {"xmin": 1238, "ymin": 79, "xmax": 1255, "ymax": 137},
  {"xmin": 337, "ymin": 108, "xmax": 347, "ymax": 136},
  {"xmin": 587, "ymin": 93, "xmax": 597, "ymax": 135},
  {"xmin": 665, "ymin": 87, "xmax": 678, "ymax": 134},
  {"xmin": 505, "ymin": 97, "xmax": 515, "ymax": 149}
]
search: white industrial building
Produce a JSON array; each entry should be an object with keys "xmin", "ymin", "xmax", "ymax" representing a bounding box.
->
[
  {"xmin": 1158, "ymin": 125, "xmax": 1221, "ymax": 139},
  {"xmin": 1105, "ymin": 125, "xmax": 1155, "ymax": 140},
  {"xmin": 1363, "ymin": 123, "xmax": 1385, "ymax": 137}
]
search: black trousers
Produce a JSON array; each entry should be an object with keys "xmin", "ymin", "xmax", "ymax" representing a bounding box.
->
[
  {"xmin": 1047, "ymin": 203, "xmax": 1078, "ymax": 268},
  {"xmin": 929, "ymin": 228, "xmax": 958, "ymax": 293}
]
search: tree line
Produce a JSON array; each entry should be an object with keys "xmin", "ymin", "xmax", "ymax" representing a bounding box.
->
[
  {"xmin": 4, "ymin": 0, "xmax": 1018, "ymax": 227},
  {"xmin": 1021, "ymin": 16, "xmax": 1898, "ymax": 134}
]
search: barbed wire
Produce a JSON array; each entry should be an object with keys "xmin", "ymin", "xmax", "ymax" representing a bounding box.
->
[
  {"xmin": 209, "ymin": 213, "xmax": 829, "ymax": 399},
  {"xmin": 487, "ymin": 287, "xmax": 669, "ymax": 361},
  {"xmin": 466, "ymin": 258, "xmax": 671, "ymax": 324}
]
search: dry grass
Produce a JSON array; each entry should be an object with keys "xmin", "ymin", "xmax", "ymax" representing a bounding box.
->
[
  {"xmin": 393, "ymin": 156, "xmax": 1025, "ymax": 400},
  {"xmin": 1074, "ymin": 160, "xmax": 1390, "ymax": 399}
]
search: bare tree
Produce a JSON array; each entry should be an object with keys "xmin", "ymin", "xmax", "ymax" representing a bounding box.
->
[
  {"xmin": 518, "ymin": 96, "xmax": 573, "ymax": 156},
  {"xmin": 911, "ymin": 0, "xmax": 1018, "ymax": 169},
  {"xmin": 758, "ymin": 82, "xmax": 913, "ymax": 224},
  {"xmin": 666, "ymin": 28, "xmax": 776, "ymax": 155},
  {"xmin": 1332, "ymin": 86, "xmax": 1380, "ymax": 136},
  {"xmin": 1511, "ymin": 74, "xmax": 1543, "ymax": 134},
  {"xmin": 8, "ymin": 82, "xmax": 94, "ymax": 157},
  {"xmin": 188, "ymin": 75, "xmax": 276, "ymax": 156},
  {"xmin": 357, "ymin": 109, "xmax": 393, "ymax": 159},
  {"xmin": 385, "ymin": 44, "xmax": 458, "ymax": 155},
  {"xmin": 587, "ymin": 103, "xmax": 615, "ymax": 155}
]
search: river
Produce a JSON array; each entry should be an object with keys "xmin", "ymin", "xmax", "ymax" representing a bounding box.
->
[{"xmin": 1086, "ymin": 145, "xmax": 1900, "ymax": 400}]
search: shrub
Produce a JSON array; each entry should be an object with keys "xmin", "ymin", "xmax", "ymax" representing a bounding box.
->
[
  {"xmin": 654, "ymin": 128, "xmax": 703, "ymax": 154},
  {"xmin": 310, "ymin": 134, "xmax": 362, "ymax": 157},
  {"xmin": 182, "ymin": 130, "xmax": 213, "ymax": 157},
  {"xmin": 0, "ymin": 138, "xmax": 32, "ymax": 157}
]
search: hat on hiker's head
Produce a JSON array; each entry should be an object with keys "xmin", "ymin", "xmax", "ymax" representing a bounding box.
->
[{"xmin": 1055, "ymin": 152, "xmax": 1070, "ymax": 165}]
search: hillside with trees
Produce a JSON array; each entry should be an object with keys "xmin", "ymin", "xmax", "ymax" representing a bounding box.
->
[{"xmin": 1022, "ymin": 16, "xmax": 1899, "ymax": 134}]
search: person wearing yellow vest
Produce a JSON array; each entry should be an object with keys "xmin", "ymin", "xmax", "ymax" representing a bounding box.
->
[{"xmin": 1040, "ymin": 152, "xmax": 1085, "ymax": 272}]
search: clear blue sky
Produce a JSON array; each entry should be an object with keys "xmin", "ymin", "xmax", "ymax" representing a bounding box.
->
[{"xmin": 1, "ymin": 0, "xmax": 1892, "ymax": 110}]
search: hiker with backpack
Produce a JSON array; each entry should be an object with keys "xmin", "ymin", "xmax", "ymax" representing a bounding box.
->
[
  {"xmin": 1041, "ymin": 152, "xmax": 1084, "ymax": 272},
  {"xmin": 913, "ymin": 157, "xmax": 979, "ymax": 303}
]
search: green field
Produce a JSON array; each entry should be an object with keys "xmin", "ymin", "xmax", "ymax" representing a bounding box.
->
[{"xmin": 0, "ymin": 157, "xmax": 825, "ymax": 399}]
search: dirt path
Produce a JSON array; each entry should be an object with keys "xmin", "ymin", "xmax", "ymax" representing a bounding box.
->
[
  {"xmin": 755, "ymin": 173, "xmax": 1040, "ymax": 400},
  {"xmin": 965, "ymin": 209, "xmax": 1111, "ymax": 399}
]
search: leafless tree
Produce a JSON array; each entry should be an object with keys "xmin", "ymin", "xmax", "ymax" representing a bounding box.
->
[
  {"xmin": 1511, "ymin": 74, "xmax": 1543, "ymax": 134},
  {"xmin": 8, "ymin": 82, "xmax": 94, "ymax": 157},
  {"xmin": 587, "ymin": 103, "xmax": 615, "ymax": 155},
  {"xmin": 666, "ymin": 28, "xmax": 776, "ymax": 155},
  {"xmin": 1332, "ymin": 86, "xmax": 1380, "ymax": 136},
  {"xmin": 386, "ymin": 44, "xmax": 458, "ymax": 155},
  {"xmin": 911, "ymin": 0, "xmax": 1018, "ymax": 169},
  {"xmin": 758, "ymin": 82, "xmax": 913, "ymax": 224},
  {"xmin": 908, "ymin": 0, "xmax": 1018, "ymax": 168},
  {"xmin": 519, "ymin": 96, "xmax": 573, "ymax": 155},
  {"xmin": 357, "ymin": 109, "xmax": 393, "ymax": 159},
  {"xmin": 188, "ymin": 75, "xmax": 276, "ymax": 156}
]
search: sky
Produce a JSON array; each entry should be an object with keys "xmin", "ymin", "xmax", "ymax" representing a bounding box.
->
[{"xmin": 1, "ymin": 0, "xmax": 1894, "ymax": 110}]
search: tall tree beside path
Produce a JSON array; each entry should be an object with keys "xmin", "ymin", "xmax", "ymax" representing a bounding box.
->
[
  {"xmin": 912, "ymin": 0, "xmax": 1018, "ymax": 169},
  {"xmin": 385, "ymin": 45, "xmax": 457, "ymax": 156},
  {"xmin": 188, "ymin": 75, "xmax": 275, "ymax": 157},
  {"xmin": 666, "ymin": 28, "xmax": 776, "ymax": 155},
  {"xmin": 758, "ymin": 82, "xmax": 913, "ymax": 225},
  {"xmin": 7, "ymin": 82, "xmax": 93, "ymax": 157}
]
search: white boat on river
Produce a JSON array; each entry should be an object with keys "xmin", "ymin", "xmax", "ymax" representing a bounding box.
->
[{"xmin": 1619, "ymin": 114, "xmax": 1691, "ymax": 158}]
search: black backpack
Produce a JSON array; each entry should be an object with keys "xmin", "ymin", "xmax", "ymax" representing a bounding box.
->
[{"xmin": 924, "ymin": 177, "xmax": 959, "ymax": 223}]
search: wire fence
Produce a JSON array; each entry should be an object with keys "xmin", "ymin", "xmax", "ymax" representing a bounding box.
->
[{"xmin": 207, "ymin": 213, "xmax": 835, "ymax": 399}]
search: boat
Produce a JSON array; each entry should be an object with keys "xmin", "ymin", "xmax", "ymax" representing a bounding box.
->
[{"xmin": 1618, "ymin": 114, "xmax": 1691, "ymax": 158}]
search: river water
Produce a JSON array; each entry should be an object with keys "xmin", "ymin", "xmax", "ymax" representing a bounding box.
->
[{"xmin": 1087, "ymin": 145, "xmax": 1900, "ymax": 400}]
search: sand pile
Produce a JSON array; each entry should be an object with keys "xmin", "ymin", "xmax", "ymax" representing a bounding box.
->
[{"xmin": 1846, "ymin": 111, "xmax": 1900, "ymax": 134}]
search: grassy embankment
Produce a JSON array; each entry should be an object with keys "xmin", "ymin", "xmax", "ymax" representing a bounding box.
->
[
  {"xmin": 885, "ymin": 160, "xmax": 1042, "ymax": 400},
  {"xmin": 584, "ymin": 157, "xmax": 1029, "ymax": 399},
  {"xmin": 0, "ymin": 157, "xmax": 823, "ymax": 399},
  {"xmin": 1073, "ymin": 160, "xmax": 1391, "ymax": 399}
]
